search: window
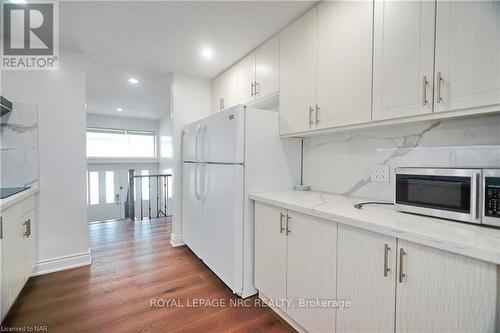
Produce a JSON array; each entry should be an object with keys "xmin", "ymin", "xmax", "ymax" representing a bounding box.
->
[
  {"xmin": 160, "ymin": 136, "xmax": 173, "ymax": 159},
  {"xmin": 105, "ymin": 171, "xmax": 114, "ymax": 204},
  {"xmin": 86, "ymin": 128, "xmax": 156, "ymax": 158},
  {"xmin": 141, "ymin": 170, "xmax": 149, "ymax": 200},
  {"xmin": 89, "ymin": 172, "xmax": 99, "ymax": 205}
]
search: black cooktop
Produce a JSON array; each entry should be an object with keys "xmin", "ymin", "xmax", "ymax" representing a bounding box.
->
[{"xmin": 0, "ymin": 187, "xmax": 30, "ymax": 199}]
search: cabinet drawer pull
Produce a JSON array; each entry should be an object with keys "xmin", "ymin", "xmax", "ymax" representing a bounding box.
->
[
  {"xmin": 315, "ymin": 104, "xmax": 320, "ymax": 124},
  {"xmin": 279, "ymin": 212, "xmax": 285, "ymax": 233},
  {"xmin": 384, "ymin": 243, "xmax": 391, "ymax": 277},
  {"xmin": 285, "ymin": 215, "xmax": 291, "ymax": 235},
  {"xmin": 422, "ymin": 76, "xmax": 428, "ymax": 106},
  {"xmin": 23, "ymin": 218, "xmax": 31, "ymax": 237},
  {"xmin": 308, "ymin": 106, "xmax": 314, "ymax": 125},
  {"xmin": 436, "ymin": 72, "xmax": 443, "ymax": 103},
  {"xmin": 399, "ymin": 248, "xmax": 406, "ymax": 283}
]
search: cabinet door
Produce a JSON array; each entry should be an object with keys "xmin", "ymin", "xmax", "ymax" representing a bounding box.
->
[
  {"xmin": 316, "ymin": 1, "xmax": 373, "ymax": 128},
  {"xmin": 256, "ymin": 35, "xmax": 279, "ymax": 99},
  {"xmin": 237, "ymin": 52, "xmax": 256, "ymax": 105},
  {"xmin": 286, "ymin": 211, "xmax": 336, "ymax": 333},
  {"xmin": 396, "ymin": 240, "xmax": 497, "ymax": 333},
  {"xmin": 373, "ymin": 0, "xmax": 435, "ymax": 121},
  {"xmin": 254, "ymin": 202, "xmax": 287, "ymax": 310},
  {"xmin": 434, "ymin": 1, "xmax": 500, "ymax": 113},
  {"xmin": 279, "ymin": 8, "xmax": 317, "ymax": 135},
  {"xmin": 23, "ymin": 210, "xmax": 36, "ymax": 278},
  {"xmin": 212, "ymin": 74, "xmax": 224, "ymax": 113},
  {"xmin": 337, "ymin": 224, "xmax": 397, "ymax": 333}
]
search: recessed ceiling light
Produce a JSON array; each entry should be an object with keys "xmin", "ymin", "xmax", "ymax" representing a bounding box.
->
[
  {"xmin": 10, "ymin": 0, "xmax": 27, "ymax": 4},
  {"xmin": 128, "ymin": 78, "xmax": 139, "ymax": 84},
  {"xmin": 117, "ymin": 107, "xmax": 123, "ymax": 112},
  {"xmin": 201, "ymin": 48, "xmax": 213, "ymax": 59}
]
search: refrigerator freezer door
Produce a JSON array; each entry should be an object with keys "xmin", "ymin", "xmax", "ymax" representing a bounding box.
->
[
  {"xmin": 182, "ymin": 162, "xmax": 203, "ymax": 258},
  {"xmin": 200, "ymin": 106, "xmax": 245, "ymax": 164},
  {"xmin": 201, "ymin": 163, "xmax": 245, "ymax": 295},
  {"xmin": 183, "ymin": 120, "xmax": 202, "ymax": 162}
]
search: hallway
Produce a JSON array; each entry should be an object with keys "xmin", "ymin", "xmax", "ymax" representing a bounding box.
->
[{"xmin": 2, "ymin": 218, "xmax": 294, "ymax": 333}]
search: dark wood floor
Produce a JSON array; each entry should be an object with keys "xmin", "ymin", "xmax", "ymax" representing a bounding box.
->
[{"xmin": 2, "ymin": 217, "xmax": 295, "ymax": 333}]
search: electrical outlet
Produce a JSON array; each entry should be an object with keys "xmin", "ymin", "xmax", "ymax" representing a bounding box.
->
[{"xmin": 372, "ymin": 164, "xmax": 390, "ymax": 183}]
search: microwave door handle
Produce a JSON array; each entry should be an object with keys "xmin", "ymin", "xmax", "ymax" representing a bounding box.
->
[{"xmin": 474, "ymin": 172, "xmax": 481, "ymax": 221}]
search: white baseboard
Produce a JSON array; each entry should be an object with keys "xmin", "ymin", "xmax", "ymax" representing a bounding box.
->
[
  {"xmin": 32, "ymin": 249, "xmax": 92, "ymax": 276},
  {"xmin": 170, "ymin": 232, "xmax": 185, "ymax": 247}
]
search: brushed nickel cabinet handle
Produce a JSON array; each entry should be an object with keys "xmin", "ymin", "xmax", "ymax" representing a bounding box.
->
[
  {"xmin": 0, "ymin": 216, "xmax": 3, "ymax": 240},
  {"xmin": 23, "ymin": 219, "xmax": 31, "ymax": 237},
  {"xmin": 251, "ymin": 82, "xmax": 255, "ymax": 96},
  {"xmin": 308, "ymin": 106, "xmax": 314, "ymax": 125},
  {"xmin": 220, "ymin": 98, "xmax": 225, "ymax": 110},
  {"xmin": 436, "ymin": 72, "xmax": 443, "ymax": 103},
  {"xmin": 279, "ymin": 212, "xmax": 285, "ymax": 233},
  {"xmin": 384, "ymin": 243, "xmax": 391, "ymax": 277},
  {"xmin": 254, "ymin": 81, "xmax": 259, "ymax": 96},
  {"xmin": 399, "ymin": 248, "xmax": 406, "ymax": 283},
  {"xmin": 285, "ymin": 214, "xmax": 291, "ymax": 235},
  {"xmin": 422, "ymin": 76, "xmax": 428, "ymax": 106},
  {"xmin": 315, "ymin": 104, "xmax": 320, "ymax": 124}
]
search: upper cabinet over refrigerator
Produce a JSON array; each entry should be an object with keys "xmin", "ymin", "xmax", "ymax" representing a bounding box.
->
[
  {"xmin": 373, "ymin": 0, "xmax": 436, "ymax": 121},
  {"xmin": 434, "ymin": 0, "xmax": 500, "ymax": 113}
]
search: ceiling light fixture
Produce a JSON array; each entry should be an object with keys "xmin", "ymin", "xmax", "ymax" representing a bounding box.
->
[
  {"xmin": 10, "ymin": 0, "xmax": 27, "ymax": 4},
  {"xmin": 117, "ymin": 107, "xmax": 123, "ymax": 112},
  {"xmin": 128, "ymin": 78, "xmax": 139, "ymax": 84},
  {"xmin": 201, "ymin": 48, "xmax": 213, "ymax": 59}
]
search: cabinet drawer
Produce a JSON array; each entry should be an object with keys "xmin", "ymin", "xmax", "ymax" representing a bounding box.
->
[{"xmin": 2, "ymin": 195, "xmax": 35, "ymax": 227}]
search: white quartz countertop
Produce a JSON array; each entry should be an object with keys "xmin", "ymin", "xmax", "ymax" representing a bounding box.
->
[
  {"xmin": 0, "ymin": 182, "xmax": 39, "ymax": 211},
  {"xmin": 249, "ymin": 190, "xmax": 500, "ymax": 265}
]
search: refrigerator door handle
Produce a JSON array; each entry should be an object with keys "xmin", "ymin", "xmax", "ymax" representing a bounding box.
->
[
  {"xmin": 195, "ymin": 124, "xmax": 202, "ymax": 163},
  {"xmin": 200, "ymin": 163, "xmax": 208, "ymax": 202},
  {"xmin": 194, "ymin": 163, "xmax": 201, "ymax": 201}
]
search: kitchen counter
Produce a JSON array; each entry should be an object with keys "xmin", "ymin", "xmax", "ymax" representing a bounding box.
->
[
  {"xmin": 249, "ymin": 190, "xmax": 500, "ymax": 265},
  {"xmin": 0, "ymin": 182, "xmax": 39, "ymax": 211}
]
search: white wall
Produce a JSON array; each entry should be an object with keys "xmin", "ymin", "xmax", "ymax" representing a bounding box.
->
[
  {"xmin": 1, "ymin": 50, "xmax": 91, "ymax": 274},
  {"xmin": 170, "ymin": 73, "xmax": 211, "ymax": 246}
]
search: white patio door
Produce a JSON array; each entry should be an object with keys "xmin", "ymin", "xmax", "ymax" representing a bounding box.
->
[{"xmin": 87, "ymin": 165, "xmax": 122, "ymax": 222}]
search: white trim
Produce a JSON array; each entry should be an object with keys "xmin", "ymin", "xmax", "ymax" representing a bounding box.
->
[
  {"xmin": 32, "ymin": 249, "xmax": 92, "ymax": 276},
  {"xmin": 170, "ymin": 233, "xmax": 185, "ymax": 247},
  {"xmin": 87, "ymin": 158, "xmax": 160, "ymax": 165}
]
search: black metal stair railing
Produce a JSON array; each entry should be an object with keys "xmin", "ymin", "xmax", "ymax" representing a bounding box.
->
[{"xmin": 126, "ymin": 169, "xmax": 172, "ymax": 220}]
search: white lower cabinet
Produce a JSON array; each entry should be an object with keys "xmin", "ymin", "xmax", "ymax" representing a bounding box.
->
[
  {"xmin": 337, "ymin": 224, "xmax": 397, "ymax": 333},
  {"xmin": 395, "ymin": 240, "xmax": 497, "ymax": 333},
  {"xmin": 254, "ymin": 203, "xmax": 337, "ymax": 332},
  {"xmin": 286, "ymin": 211, "xmax": 336, "ymax": 333},
  {"xmin": 254, "ymin": 203, "xmax": 287, "ymax": 310},
  {"xmin": 254, "ymin": 202, "xmax": 499, "ymax": 333},
  {"xmin": 1, "ymin": 196, "xmax": 37, "ymax": 322}
]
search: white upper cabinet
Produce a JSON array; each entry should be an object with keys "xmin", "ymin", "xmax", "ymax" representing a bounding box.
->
[
  {"xmin": 316, "ymin": 1, "xmax": 373, "ymax": 128},
  {"xmin": 237, "ymin": 52, "xmax": 257, "ymax": 105},
  {"xmin": 212, "ymin": 66, "xmax": 238, "ymax": 113},
  {"xmin": 373, "ymin": 0, "xmax": 436, "ymax": 121},
  {"xmin": 279, "ymin": 8, "xmax": 317, "ymax": 135},
  {"xmin": 434, "ymin": 1, "xmax": 500, "ymax": 113},
  {"xmin": 256, "ymin": 35, "xmax": 279, "ymax": 99}
]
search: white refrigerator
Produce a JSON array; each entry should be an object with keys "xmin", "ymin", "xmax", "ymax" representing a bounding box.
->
[{"xmin": 182, "ymin": 105, "xmax": 299, "ymax": 298}]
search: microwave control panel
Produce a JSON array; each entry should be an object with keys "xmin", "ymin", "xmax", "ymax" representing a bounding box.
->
[{"xmin": 484, "ymin": 177, "xmax": 500, "ymax": 218}]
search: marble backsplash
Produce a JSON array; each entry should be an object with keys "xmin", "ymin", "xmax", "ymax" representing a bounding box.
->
[
  {"xmin": 0, "ymin": 102, "xmax": 39, "ymax": 188},
  {"xmin": 303, "ymin": 114, "xmax": 500, "ymax": 202}
]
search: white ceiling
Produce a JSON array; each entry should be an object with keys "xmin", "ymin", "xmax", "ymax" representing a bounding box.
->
[{"xmin": 60, "ymin": 1, "xmax": 314, "ymax": 120}]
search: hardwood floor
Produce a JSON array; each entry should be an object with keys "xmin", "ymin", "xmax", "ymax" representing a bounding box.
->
[{"xmin": 2, "ymin": 217, "xmax": 295, "ymax": 333}]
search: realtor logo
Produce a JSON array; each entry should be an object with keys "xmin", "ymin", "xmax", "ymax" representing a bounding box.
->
[{"xmin": 1, "ymin": 1, "xmax": 59, "ymax": 70}]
